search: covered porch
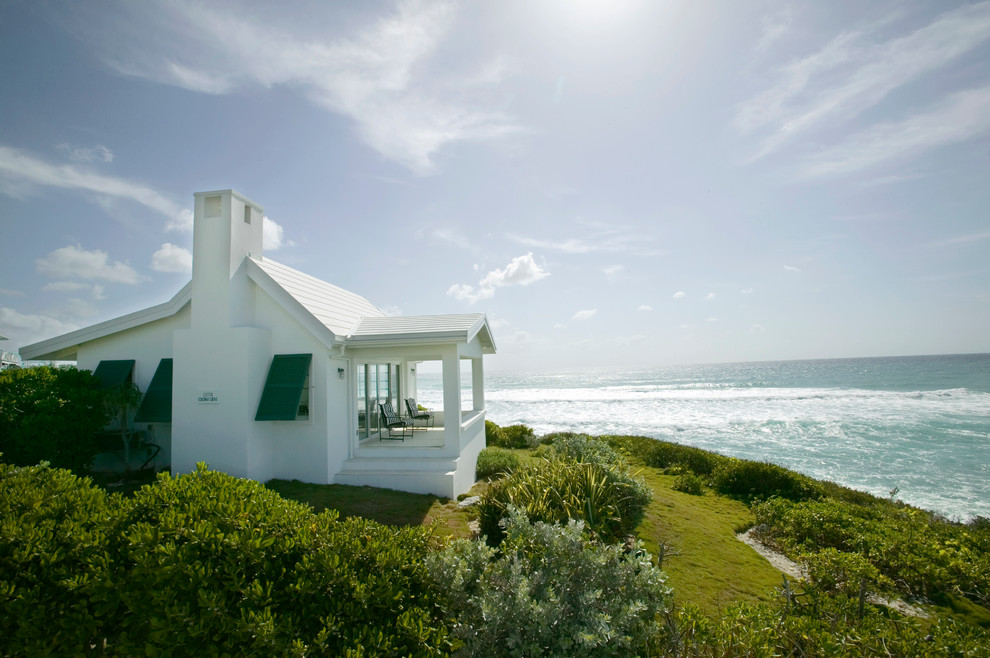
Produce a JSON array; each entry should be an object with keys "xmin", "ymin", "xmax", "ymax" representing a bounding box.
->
[{"xmin": 335, "ymin": 314, "xmax": 496, "ymax": 498}]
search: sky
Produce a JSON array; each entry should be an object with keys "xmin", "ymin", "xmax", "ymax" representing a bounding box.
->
[{"xmin": 1, "ymin": 0, "xmax": 988, "ymax": 372}]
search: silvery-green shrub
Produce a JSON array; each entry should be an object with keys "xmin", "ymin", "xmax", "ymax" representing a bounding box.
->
[{"xmin": 428, "ymin": 507, "xmax": 670, "ymax": 657}]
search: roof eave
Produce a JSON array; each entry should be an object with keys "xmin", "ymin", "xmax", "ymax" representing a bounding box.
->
[{"xmin": 20, "ymin": 282, "xmax": 193, "ymax": 361}]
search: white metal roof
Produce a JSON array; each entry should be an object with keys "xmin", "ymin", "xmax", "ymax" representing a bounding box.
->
[{"xmin": 251, "ymin": 257, "xmax": 386, "ymax": 338}]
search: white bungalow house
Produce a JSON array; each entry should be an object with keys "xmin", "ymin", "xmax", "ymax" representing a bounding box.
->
[{"xmin": 20, "ymin": 190, "xmax": 496, "ymax": 498}]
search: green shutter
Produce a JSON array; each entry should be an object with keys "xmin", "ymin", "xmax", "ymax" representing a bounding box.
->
[
  {"xmin": 256, "ymin": 354, "xmax": 312, "ymax": 421},
  {"xmin": 134, "ymin": 358, "xmax": 173, "ymax": 423},
  {"xmin": 92, "ymin": 360, "xmax": 134, "ymax": 389}
]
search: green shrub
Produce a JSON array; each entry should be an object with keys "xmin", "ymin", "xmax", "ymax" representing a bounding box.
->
[
  {"xmin": 0, "ymin": 366, "xmax": 110, "ymax": 472},
  {"xmin": 801, "ymin": 547, "xmax": 890, "ymax": 597},
  {"xmin": 485, "ymin": 420, "xmax": 507, "ymax": 447},
  {"xmin": 427, "ymin": 507, "xmax": 670, "ymax": 657},
  {"xmin": 541, "ymin": 433, "xmax": 622, "ymax": 467},
  {"xmin": 711, "ymin": 458, "xmax": 822, "ymax": 501},
  {"xmin": 753, "ymin": 497, "xmax": 990, "ymax": 607},
  {"xmin": 643, "ymin": 439, "xmax": 726, "ymax": 475},
  {"xmin": 501, "ymin": 424, "xmax": 536, "ymax": 448},
  {"xmin": 477, "ymin": 457, "xmax": 651, "ymax": 546},
  {"xmin": 476, "ymin": 447, "xmax": 519, "ymax": 480},
  {"xmin": 0, "ymin": 461, "xmax": 118, "ymax": 653},
  {"xmin": 668, "ymin": 594, "xmax": 990, "ymax": 657},
  {"xmin": 672, "ymin": 472, "xmax": 705, "ymax": 496},
  {"xmin": 536, "ymin": 431, "xmax": 582, "ymax": 445},
  {"xmin": 486, "ymin": 422, "xmax": 537, "ymax": 449},
  {"xmin": 99, "ymin": 464, "xmax": 449, "ymax": 655},
  {"xmin": 0, "ymin": 461, "xmax": 450, "ymax": 655}
]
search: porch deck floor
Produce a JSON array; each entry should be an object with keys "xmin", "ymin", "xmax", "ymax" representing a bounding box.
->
[{"xmin": 357, "ymin": 425, "xmax": 445, "ymax": 448}]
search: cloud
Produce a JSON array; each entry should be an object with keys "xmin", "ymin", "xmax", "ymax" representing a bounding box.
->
[
  {"xmin": 672, "ymin": 291, "xmax": 686, "ymax": 300},
  {"xmin": 553, "ymin": 323, "xmax": 566, "ymax": 330},
  {"xmin": 751, "ymin": 324, "xmax": 766, "ymax": 333},
  {"xmin": 928, "ymin": 230, "xmax": 990, "ymax": 248},
  {"xmin": 35, "ymin": 245, "xmax": 140, "ymax": 284},
  {"xmin": 706, "ymin": 317, "xmax": 718, "ymax": 322},
  {"xmin": 479, "ymin": 252, "xmax": 549, "ymax": 288},
  {"xmin": 68, "ymin": 1, "xmax": 519, "ymax": 174},
  {"xmin": 572, "ymin": 309, "xmax": 597, "ymax": 321},
  {"xmin": 637, "ymin": 304, "xmax": 652, "ymax": 311},
  {"xmin": 783, "ymin": 265, "xmax": 800, "ymax": 272},
  {"xmin": 736, "ymin": 3, "xmax": 990, "ymax": 159},
  {"xmin": 55, "ymin": 143, "xmax": 114, "ymax": 163},
  {"xmin": 0, "ymin": 307, "xmax": 81, "ymax": 349},
  {"xmin": 799, "ymin": 87, "xmax": 990, "ymax": 177},
  {"xmin": 741, "ymin": 287, "xmax": 754, "ymax": 294},
  {"xmin": 448, "ymin": 252, "xmax": 549, "ymax": 304},
  {"xmin": 0, "ymin": 145, "xmax": 189, "ymax": 229},
  {"xmin": 0, "ymin": 289, "xmax": 26, "ymax": 297},
  {"xmin": 704, "ymin": 292, "xmax": 716, "ymax": 301},
  {"xmin": 447, "ymin": 283, "xmax": 494, "ymax": 304},
  {"xmin": 262, "ymin": 216, "xmax": 294, "ymax": 250},
  {"xmin": 150, "ymin": 243, "xmax": 193, "ymax": 274}
]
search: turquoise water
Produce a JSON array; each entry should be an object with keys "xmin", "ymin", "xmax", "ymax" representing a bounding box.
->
[{"xmin": 418, "ymin": 354, "xmax": 990, "ymax": 521}]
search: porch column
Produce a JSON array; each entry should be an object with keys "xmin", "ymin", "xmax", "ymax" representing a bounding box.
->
[
  {"xmin": 471, "ymin": 356, "xmax": 485, "ymax": 412},
  {"xmin": 441, "ymin": 346, "xmax": 461, "ymax": 450}
]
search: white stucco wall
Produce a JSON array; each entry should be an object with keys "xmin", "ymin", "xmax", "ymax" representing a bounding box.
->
[{"xmin": 77, "ymin": 304, "xmax": 190, "ymax": 471}]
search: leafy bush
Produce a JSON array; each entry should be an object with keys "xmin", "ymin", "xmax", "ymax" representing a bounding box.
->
[
  {"xmin": 754, "ymin": 497, "xmax": 990, "ymax": 607},
  {"xmin": 501, "ymin": 424, "xmax": 536, "ymax": 448},
  {"xmin": 485, "ymin": 420, "xmax": 507, "ymax": 447},
  {"xmin": 476, "ymin": 447, "xmax": 519, "ymax": 480},
  {"xmin": 0, "ymin": 366, "xmax": 110, "ymax": 472},
  {"xmin": 538, "ymin": 433, "xmax": 622, "ymax": 467},
  {"xmin": 478, "ymin": 457, "xmax": 651, "ymax": 546},
  {"xmin": 641, "ymin": 439, "xmax": 726, "ymax": 475},
  {"xmin": 536, "ymin": 430, "xmax": 582, "ymax": 446},
  {"xmin": 427, "ymin": 508, "xmax": 670, "ymax": 657},
  {"xmin": 801, "ymin": 547, "xmax": 890, "ymax": 597},
  {"xmin": 0, "ymin": 461, "xmax": 450, "ymax": 656},
  {"xmin": 672, "ymin": 472, "xmax": 705, "ymax": 496},
  {"xmin": 668, "ymin": 593, "xmax": 990, "ymax": 657},
  {"xmin": 711, "ymin": 458, "xmax": 822, "ymax": 501},
  {"xmin": 486, "ymin": 422, "xmax": 537, "ymax": 449},
  {"xmin": 0, "ymin": 461, "xmax": 119, "ymax": 652}
]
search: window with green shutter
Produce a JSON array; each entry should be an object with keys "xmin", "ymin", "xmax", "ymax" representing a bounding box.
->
[
  {"xmin": 255, "ymin": 354, "xmax": 312, "ymax": 421},
  {"xmin": 134, "ymin": 358, "xmax": 173, "ymax": 423},
  {"xmin": 92, "ymin": 360, "xmax": 134, "ymax": 389}
]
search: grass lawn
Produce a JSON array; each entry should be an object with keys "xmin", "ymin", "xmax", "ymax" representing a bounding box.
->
[
  {"xmin": 268, "ymin": 446, "xmax": 785, "ymax": 616},
  {"xmin": 266, "ymin": 479, "xmax": 481, "ymax": 539}
]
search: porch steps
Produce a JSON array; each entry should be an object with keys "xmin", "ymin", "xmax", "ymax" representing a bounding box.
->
[{"xmin": 335, "ymin": 455, "xmax": 461, "ymax": 498}]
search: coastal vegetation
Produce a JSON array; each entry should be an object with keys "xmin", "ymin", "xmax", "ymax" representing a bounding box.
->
[{"xmin": 1, "ymin": 399, "xmax": 988, "ymax": 654}]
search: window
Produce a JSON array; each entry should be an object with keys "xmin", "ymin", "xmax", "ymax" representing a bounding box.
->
[
  {"xmin": 134, "ymin": 358, "xmax": 173, "ymax": 423},
  {"xmin": 355, "ymin": 361, "xmax": 402, "ymax": 439},
  {"xmin": 243, "ymin": 205, "xmax": 252, "ymax": 224},
  {"xmin": 256, "ymin": 354, "xmax": 312, "ymax": 421}
]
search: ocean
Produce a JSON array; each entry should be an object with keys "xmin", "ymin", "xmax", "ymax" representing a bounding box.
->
[{"xmin": 417, "ymin": 353, "xmax": 990, "ymax": 522}]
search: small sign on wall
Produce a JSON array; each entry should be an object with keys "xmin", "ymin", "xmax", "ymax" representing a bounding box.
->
[{"xmin": 197, "ymin": 390, "xmax": 219, "ymax": 404}]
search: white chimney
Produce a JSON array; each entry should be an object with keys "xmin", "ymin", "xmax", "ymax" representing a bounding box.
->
[{"xmin": 190, "ymin": 190, "xmax": 264, "ymax": 329}]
